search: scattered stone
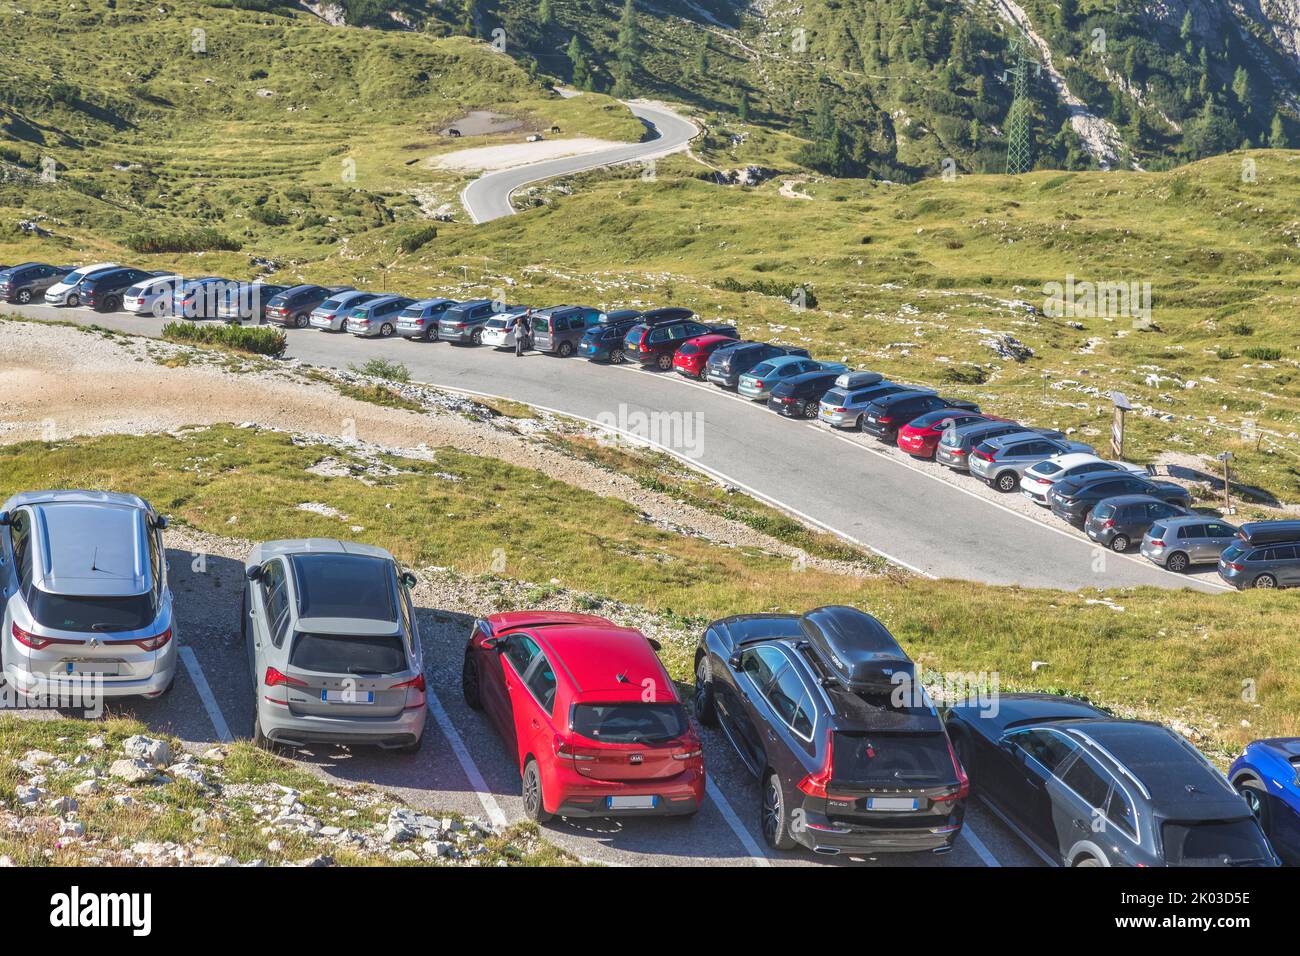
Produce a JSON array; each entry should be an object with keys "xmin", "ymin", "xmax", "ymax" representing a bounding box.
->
[
  {"xmin": 123, "ymin": 735, "xmax": 171, "ymax": 768},
  {"xmin": 109, "ymin": 758, "xmax": 157, "ymax": 784}
]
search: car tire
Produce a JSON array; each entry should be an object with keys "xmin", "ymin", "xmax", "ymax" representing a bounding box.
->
[
  {"xmin": 609, "ymin": 348, "xmax": 625, "ymax": 364},
  {"xmin": 522, "ymin": 759, "xmax": 552, "ymax": 823},
  {"xmin": 856, "ymin": 416, "xmax": 866, "ymax": 431},
  {"xmin": 471, "ymin": 329, "xmax": 483, "ymax": 346},
  {"xmin": 1109, "ymin": 534, "xmax": 1130, "ymax": 553},
  {"xmin": 693, "ymin": 657, "xmax": 717, "ymax": 727},
  {"xmin": 16, "ymin": 289, "xmax": 31, "ymax": 304},
  {"xmin": 293, "ymin": 312, "xmax": 310, "ymax": 329},
  {"xmin": 1073, "ymin": 855, "xmax": 1102, "ymax": 867},
  {"xmin": 656, "ymin": 353, "xmax": 673, "ymax": 371},
  {"xmin": 380, "ymin": 322, "xmax": 394, "ymax": 338},
  {"xmin": 65, "ymin": 293, "xmax": 80, "ymax": 307},
  {"xmin": 1253, "ymin": 573, "xmax": 1277, "ymax": 589},
  {"xmin": 103, "ymin": 294, "xmax": 121, "ymax": 313},
  {"xmin": 557, "ymin": 341, "xmax": 574, "ymax": 358},
  {"xmin": 461, "ymin": 650, "xmax": 482, "ymax": 711},
  {"xmin": 1235, "ymin": 777, "xmax": 1272, "ymax": 832},
  {"xmin": 761, "ymin": 771, "xmax": 797, "ymax": 851},
  {"xmin": 252, "ymin": 713, "xmax": 273, "ymax": 751},
  {"xmin": 994, "ymin": 471, "xmax": 1018, "ymax": 493},
  {"xmin": 1165, "ymin": 551, "xmax": 1190, "ymax": 573},
  {"xmin": 803, "ymin": 402, "xmax": 818, "ymax": 420}
]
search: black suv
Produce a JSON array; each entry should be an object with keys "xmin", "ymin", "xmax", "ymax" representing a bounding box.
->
[
  {"xmin": 1049, "ymin": 472, "xmax": 1191, "ymax": 527},
  {"xmin": 767, "ymin": 369, "xmax": 841, "ymax": 419},
  {"xmin": 705, "ymin": 341, "xmax": 810, "ymax": 388},
  {"xmin": 861, "ymin": 391, "xmax": 977, "ymax": 444},
  {"xmin": 264, "ymin": 284, "xmax": 353, "ymax": 328},
  {"xmin": 695, "ymin": 605, "xmax": 968, "ymax": 856},
  {"xmin": 1084, "ymin": 494, "xmax": 1188, "ymax": 552},
  {"xmin": 80, "ymin": 267, "xmax": 158, "ymax": 313},
  {"xmin": 0, "ymin": 262, "xmax": 71, "ymax": 303},
  {"xmin": 623, "ymin": 308, "xmax": 736, "ymax": 370}
]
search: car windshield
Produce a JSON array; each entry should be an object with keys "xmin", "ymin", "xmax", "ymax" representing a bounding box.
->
[
  {"xmin": 289, "ymin": 632, "xmax": 407, "ymax": 675},
  {"xmin": 1161, "ymin": 819, "xmax": 1273, "ymax": 866},
  {"xmin": 571, "ymin": 703, "xmax": 688, "ymax": 744},
  {"xmin": 830, "ymin": 732, "xmax": 957, "ymax": 789},
  {"xmin": 28, "ymin": 590, "xmax": 158, "ymax": 633}
]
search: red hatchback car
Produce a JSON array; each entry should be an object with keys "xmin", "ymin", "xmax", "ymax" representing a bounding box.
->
[
  {"xmin": 461, "ymin": 611, "xmax": 705, "ymax": 821},
  {"xmin": 672, "ymin": 334, "xmax": 740, "ymax": 379},
  {"xmin": 896, "ymin": 410, "xmax": 997, "ymax": 459}
]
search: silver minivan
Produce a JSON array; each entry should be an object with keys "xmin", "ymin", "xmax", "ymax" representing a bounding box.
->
[
  {"xmin": 0, "ymin": 490, "xmax": 178, "ymax": 699},
  {"xmin": 244, "ymin": 539, "xmax": 427, "ymax": 751},
  {"xmin": 1140, "ymin": 516, "xmax": 1239, "ymax": 573}
]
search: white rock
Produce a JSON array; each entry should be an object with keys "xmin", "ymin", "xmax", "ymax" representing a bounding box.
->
[
  {"xmin": 123, "ymin": 735, "xmax": 171, "ymax": 767},
  {"xmin": 109, "ymin": 758, "xmax": 156, "ymax": 784}
]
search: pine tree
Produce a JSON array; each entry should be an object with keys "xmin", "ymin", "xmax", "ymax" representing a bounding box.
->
[
  {"xmin": 567, "ymin": 35, "xmax": 590, "ymax": 90},
  {"xmin": 1232, "ymin": 66, "xmax": 1252, "ymax": 108},
  {"xmin": 1269, "ymin": 112, "xmax": 1291, "ymax": 148},
  {"xmin": 614, "ymin": 0, "xmax": 641, "ymax": 95},
  {"xmin": 538, "ymin": 0, "xmax": 554, "ymax": 27}
]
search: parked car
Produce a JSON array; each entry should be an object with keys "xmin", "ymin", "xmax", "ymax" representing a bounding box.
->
[
  {"xmin": 1048, "ymin": 472, "xmax": 1191, "ymax": 527},
  {"xmin": 834, "ymin": 370, "xmax": 884, "ymax": 390},
  {"xmin": 172, "ymin": 276, "xmax": 231, "ymax": 320},
  {"xmin": 346, "ymin": 295, "xmax": 414, "ymax": 338},
  {"xmin": 396, "ymin": 297, "xmax": 458, "ymax": 342},
  {"xmin": 579, "ymin": 309, "xmax": 643, "ymax": 363},
  {"xmin": 969, "ymin": 433, "xmax": 1094, "ymax": 493},
  {"xmin": 438, "ymin": 299, "xmax": 520, "ymax": 345},
  {"xmin": 531, "ymin": 305, "xmax": 601, "ymax": 356},
  {"xmin": 79, "ymin": 267, "xmax": 162, "ymax": 313},
  {"xmin": 896, "ymin": 410, "xmax": 996, "ymax": 459},
  {"xmin": 124, "ymin": 274, "xmax": 181, "ymax": 317},
  {"xmin": 243, "ymin": 539, "xmax": 426, "ymax": 752},
  {"xmin": 1084, "ymin": 495, "xmax": 1189, "ymax": 552},
  {"xmin": 946, "ymin": 693, "xmax": 1277, "ymax": 867},
  {"xmin": 706, "ymin": 341, "xmax": 809, "ymax": 388},
  {"xmin": 0, "ymin": 262, "xmax": 72, "ymax": 304},
  {"xmin": 462, "ymin": 611, "xmax": 703, "ymax": 821},
  {"xmin": 672, "ymin": 333, "xmax": 739, "ymax": 379},
  {"xmin": 695, "ymin": 605, "xmax": 967, "ymax": 855},
  {"xmin": 310, "ymin": 290, "xmax": 380, "ymax": 332},
  {"xmin": 625, "ymin": 312, "xmax": 736, "ymax": 371},
  {"xmin": 1141, "ymin": 515, "xmax": 1239, "ymax": 573},
  {"xmin": 0, "ymin": 490, "xmax": 177, "ymax": 699},
  {"xmin": 480, "ymin": 310, "xmax": 527, "ymax": 349},
  {"xmin": 1020, "ymin": 453, "xmax": 1145, "ymax": 505},
  {"xmin": 1217, "ymin": 521, "xmax": 1300, "ymax": 590},
  {"xmin": 43, "ymin": 262, "xmax": 119, "ymax": 307},
  {"xmin": 767, "ymin": 370, "xmax": 842, "ymax": 418},
  {"xmin": 862, "ymin": 392, "xmax": 979, "ymax": 444},
  {"xmin": 738, "ymin": 356, "xmax": 845, "ymax": 402},
  {"xmin": 817, "ymin": 380, "xmax": 915, "ymax": 430},
  {"xmin": 1230, "ymin": 738, "xmax": 1300, "ymax": 865},
  {"xmin": 216, "ymin": 282, "xmax": 289, "ymax": 324},
  {"xmin": 265, "ymin": 284, "xmax": 353, "ymax": 328},
  {"xmin": 935, "ymin": 421, "xmax": 1038, "ymax": 471}
]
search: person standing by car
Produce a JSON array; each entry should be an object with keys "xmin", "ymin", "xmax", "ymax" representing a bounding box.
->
[{"xmin": 515, "ymin": 310, "xmax": 532, "ymax": 357}]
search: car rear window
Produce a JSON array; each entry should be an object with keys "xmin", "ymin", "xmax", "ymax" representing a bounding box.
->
[
  {"xmin": 318, "ymin": 298, "xmax": 342, "ymax": 310},
  {"xmin": 750, "ymin": 362, "xmax": 777, "ymax": 376},
  {"xmin": 1034, "ymin": 461, "xmax": 1063, "ymax": 476},
  {"xmin": 677, "ymin": 343, "xmax": 699, "ymax": 355},
  {"xmin": 1093, "ymin": 502, "xmax": 1116, "ymax": 519},
  {"xmin": 822, "ymin": 389, "xmax": 847, "ymax": 404},
  {"xmin": 1161, "ymin": 819, "xmax": 1273, "ymax": 866},
  {"xmin": 1148, "ymin": 521, "xmax": 1167, "ymax": 539},
  {"xmin": 399, "ymin": 305, "xmax": 423, "ymax": 318},
  {"xmin": 28, "ymin": 590, "xmax": 157, "ymax": 633},
  {"xmin": 571, "ymin": 703, "xmax": 688, "ymax": 744},
  {"xmin": 289, "ymin": 632, "xmax": 407, "ymax": 675},
  {"xmin": 831, "ymin": 732, "xmax": 957, "ymax": 789}
]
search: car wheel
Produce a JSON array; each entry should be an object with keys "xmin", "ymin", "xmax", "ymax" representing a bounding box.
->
[
  {"xmin": 293, "ymin": 312, "xmax": 310, "ymax": 329},
  {"xmin": 656, "ymin": 353, "xmax": 673, "ymax": 371},
  {"xmin": 1165, "ymin": 551, "xmax": 1190, "ymax": 573},
  {"xmin": 103, "ymin": 294, "xmax": 121, "ymax": 313},
  {"xmin": 609, "ymin": 348, "xmax": 625, "ymax": 364},
  {"xmin": 1253, "ymin": 573, "xmax": 1277, "ymax": 589},
  {"xmin": 16, "ymin": 289, "xmax": 31, "ymax": 304},
  {"xmin": 761, "ymin": 771, "xmax": 797, "ymax": 851},
  {"xmin": 995, "ymin": 471, "xmax": 1018, "ymax": 493},
  {"xmin": 1073, "ymin": 855, "xmax": 1102, "ymax": 867},
  {"xmin": 380, "ymin": 322, "xmax": 394, "ymax": 338},
  {"xmin": 65, "ymin": 293, "xmax": 80, "ymax": 307},
  {"xmin": 693, "ymin": 657, "xmax": 717, "ymax": 727},
  {"xmin": 252, "ymin": 714, "xmax": 273, "ymax": 751},
  {"xmin": 1235, "ymin": 777, "xmax": 1272, "ymax": 832},
  {"xmin": 461, "ymin": 650, "xmax": 482, "ymax": 710},
  {"xmin": 1109, "ymin": 534, "xmax": 1130, "ymax": 553},
  {"xmin": 557, "ymin": 341, "xmax": 574, "ymax": 358},
  {"xmin": 471, "ymin": 329, "xmax": 483, "ymax": 346},
  {"xmin": 522, "ymin": 759, "xmax": 552, "ymax": 823},
  {"xmin": 803, "ymin": 402, "xmax": 818, "ymax": 420},
  {"xmin": 856, "ymin": 416, "xmax": 866, "ymax": 431}
]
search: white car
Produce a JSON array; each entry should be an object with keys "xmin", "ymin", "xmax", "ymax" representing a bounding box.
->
[
  {"xmin": 480, "ymin": 311, "xmax": 526, "ymax": 349},
  {"xmin": 42, "ymin": 262, "xmax": 118, "ymax": 306},
  {"xmin": 123, "ymin": 275, "xmax": 180, "ymax": 316},
  {"xmin": 1020, "ymin": 453, "xmax": 1147, "ymax": 505}
]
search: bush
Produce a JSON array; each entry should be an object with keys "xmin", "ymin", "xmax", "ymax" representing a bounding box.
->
[
  {"xmin": 162, "ymin": 321, "xmax": 287, "ymax": 357},
  {"xmin": 349, "ymin": 358, "xmax": 411, "ymax": 383},
  {"xmin": 397, "ymin": 224, "xmax": 439, "ymax": 254},
  {"xmin": 715, "ymin": 276, "xmax": 818, "ymax": 308},
  {"xmin": 124, "ymin": 227, "xmax": 242, "ymax": 254},
  {"xmin": 941, "ymin": 364, "xmax": 988, "ymax": 385},
  {"xmin": 250, "ymin": 206, "xmax": 289, "ymax": 226},
  {"xmin": 1243, "ymin": 347, "xmax": 1283, "ymax": 361}
]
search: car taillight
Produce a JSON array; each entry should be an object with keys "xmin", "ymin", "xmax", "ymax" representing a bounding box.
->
[
  {"xmin": 1148, "ymin": 539, "xmax": 1164, "ymax": 547},
  {"xmin": 877, "ymin": 415, "xmax": 895, "ymax": 425},
  {"xmin": 830, "ymin": 406, "xmax": 845, "ymax": 413},
  {"xmin": 390, "ymin": 673, "xmax": 426, "ymax": 691},
  {"xmin": 1102, "ymin": 519, "xmax": 1115, "ymax": 529},
  {"xmin": 107, "ymin": 628, "xmax": 172, "ymax": 652},
  {"xmin": 11, "ymin": 623, "xmax": 82, "ymax": 650},
  {"xmin": 934, "ymin": 737, "xmax": 970, "ymax": 803},
  {"xmin": 973, "ymin": 449, "xmax": 994, "ymax": 461},
  {"xmin": 1033, "ymin": 476, "xmax": 1052, "ymax": 485},
  {"xmin": 797, "ymin": 730, "xmax": 847, "ymax": 799},
  {"xmin": 264, "ymin": 667, "xmax": 307, "ymax": 688},
  {"xmin": 950, "ymin": 448, "xmax": 968, "ymax": 456},
  {"xmin": 553, "ymin": 735, "xmax": 595, "ymax": 761},
  {"xmin": 1225, "ymin": 561, "xmax": 1244, "ymax": 571}
]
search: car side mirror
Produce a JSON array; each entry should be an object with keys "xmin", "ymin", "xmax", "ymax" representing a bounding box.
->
[
  {"xmin": 245, "ymin": 565, "xmax": 263, "ymax": 582},
  {"xmin": 400, "ymin": 571, "xmax": 417, "ymax": 588},
  {"xmin": 482, "ymin": 635, "xmax": 506, "ymax": 651},
  {"xmin": 154, "ymin": 514, "xmax": 169, "ymax": 530},
  {"xmin": 727, "ymin": 652, "xmax": 742, "ymax": 671},
  {"xmin": 0, "ymin": 511, "xmax": 9, "ymax": 527}
]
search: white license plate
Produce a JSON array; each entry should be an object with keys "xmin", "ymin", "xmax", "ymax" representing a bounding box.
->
[
  {"xmin": 867, "ymin": 796, "xmax": 918, "ymax": 811},
  {"xmin": 608, "ymin": 795, "xmax": 656, "ymax": 810},
  {"xmin": 322, "ymin": 689, "xmax": 374, "ymax": 704},
  {"xmin": 867, "ymin": 416, "xmax": 878, "ymax": 423},
  {"xmin": 64, "ymin": 661, "xmax": 119, "ymax": 677}
]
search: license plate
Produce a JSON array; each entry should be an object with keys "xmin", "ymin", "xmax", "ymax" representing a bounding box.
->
[
  {"xmin": 867, "ymin": 797, "xmax": 918, "ymax": 811},
  {"xmin": 64, "ymin": 661, "xmax": 119, "ymax": 677},
  {"xmin": 322, "ymin": 689, "xmax": 374, "ymax": 704},
  {"xmin": 867, "ymin": 416, "xmax": 878, "ymax": 423},
  {"xmin": 608, "ymin": 795, "xmax": 656, "ymax": 810}
]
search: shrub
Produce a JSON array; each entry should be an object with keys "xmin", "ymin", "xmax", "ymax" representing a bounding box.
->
[
  {"xmin": 1226, "ymin": 321, "xmax": 1254, "ymax": 336},
  {"xmin": 162, "ymin": 321, "xmax": 286, "ymax": 357},
  {"xmin": 124, "ymin": 227, "xmax": 242, "ymax": 254},
  {"xmin": 715, "ymin": 276, "xmax": 818, "ymax": 308},
  {"xmin": 397, "ymin": 224, "xmax": 439, "ymax": 254},
  {"xmin": 1243, "ymin": 347, "xmax": 1283, "ymax": 361},
  {"xmin": 349, "ymin": 358, "xmax": 411, "ymax": 383},
  {"xmin": 250, "ymin": 206, "xmax": 289, "ymax": 226},
  {"xmin": 941, "ymin": 364, "xmax": 988, "ymax": 385}
]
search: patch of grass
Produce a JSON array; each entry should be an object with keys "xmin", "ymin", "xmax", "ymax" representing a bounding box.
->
[
  {"xmin": 397, "ymin": 224, "xmax": 439, "ymax": 254},
  {"xmin": 161, "ymin": 321, "xmax": 287, "ymax": 357},
  {"xmin": 349, "ymin": 358, "xmax": 411, "ymax": 383},
  {"xmin": 334, "ymin": 380, "xmax": 424, "ymax": 412},
  {"xmin": 1244, "ymin": 347, "xmax": 1283, "ymax": 361},
  {"xmin": 124, "ymin": 227, "xmax": 242, "ymax": 254}
]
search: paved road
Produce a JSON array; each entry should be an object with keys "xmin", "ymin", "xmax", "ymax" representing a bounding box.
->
[
  {"xmin": 460, "ymin": 101, "xmax": 699, "ymax": 222},
  {"xmin": 4, "ymin": 303, "xmax": 1227, "ymax": 594}
]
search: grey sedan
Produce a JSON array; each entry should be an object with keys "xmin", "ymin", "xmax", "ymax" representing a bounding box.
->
[{"xmin": 1141, "ymin": 516, "xmax": 1239, "ymax": 572}]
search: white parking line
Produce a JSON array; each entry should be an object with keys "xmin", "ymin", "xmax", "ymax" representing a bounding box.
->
[
  {"xmin": 179, "ymin": 646, "xmax": 233, "ymax": 743},
  {"xmin": 424, "ymin": 688, "xmax": 510, "ymax": 829},
  {"xmin": 961, "ymin": 820, "xmax": 1000, "ymax": 867},
  {"xmin": 705, "ymin": 779, "xmax": 772, "ymax": 866}
]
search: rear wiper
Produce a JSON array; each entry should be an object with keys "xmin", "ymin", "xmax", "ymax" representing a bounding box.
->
[
  {"xmin": 90, "ymin": 623, "xmax": 132, "ymax": 633},
  {"xmin": 346, "ymin": 667, "xmax": 387, "ymax": 676}
]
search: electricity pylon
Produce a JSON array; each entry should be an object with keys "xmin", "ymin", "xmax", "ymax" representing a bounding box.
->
[{"xmin": 1004, "ymin": 30, "xmax": 1034, "ymax": 175}]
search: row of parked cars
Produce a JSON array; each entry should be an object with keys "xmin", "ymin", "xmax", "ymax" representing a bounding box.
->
[
  {"xmin": 11, "ymin": 260, "xmax": 1300, "ymax": 588},
  {"xmin": 1, "ymin": 488, "xmax": 1293, "ymax": 865}
]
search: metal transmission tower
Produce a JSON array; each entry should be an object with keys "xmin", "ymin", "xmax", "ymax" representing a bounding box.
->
[{"xmin": 1004, "ymin": 30, "xmax": 1034, "ymax": 175}]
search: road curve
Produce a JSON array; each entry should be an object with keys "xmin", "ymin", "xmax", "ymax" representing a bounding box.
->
[
  {"xmin": 460, "ymin": 100, "xmax": 699, "ymax": 223},
  {"xmin": 2, "ymin": 303, "xmax": 1229, "ymax": 595}
]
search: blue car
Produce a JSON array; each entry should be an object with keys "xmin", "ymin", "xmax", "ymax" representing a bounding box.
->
[
  {"xmin": 737, "ymin": 356, "xmax": 847, "ymax": 402},
  {"xmin": 579, "ymin": 309, "xmax": 643, "ymax": 363},
  {"xmin": 1231, "ymin": 738, "xmax": 1300, "ymax": 864}
]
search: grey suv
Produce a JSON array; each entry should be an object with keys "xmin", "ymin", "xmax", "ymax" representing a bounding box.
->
[
  {"xmin": 243, "ymin": 539, "xmax": 427, "ymax": 751},
  {"xmin": 0, "ymin": 490, "xmax": 177, "ymax": 699},
  {"xmin": 817, "ymin": 381, "xmax": 915, "ymax": 429},
  {"xmin": 439, "ymin": 299, "xmax": 521, "ymax": 345},
  {"xmin": 1217, "ymin": 521, "xmax": 1300, "ymax": 590},
  {"xmin": 969, "ymin": 433, "xmax": 1093, "ymax": 493},
  {"xmin": 1084, "ymin": 495, "xmax": 1188, "ymax": 552},
  {"xmin": 0, "ymin": 262, "xmax": 71, "ymax": 304},
  {"xmin": 935, "ymin": 422, "xmax": 1051, "ymax": 471},
  {"xmin": 1141, "ymin": 516, "xmax": 1239, "ymax": 573}
]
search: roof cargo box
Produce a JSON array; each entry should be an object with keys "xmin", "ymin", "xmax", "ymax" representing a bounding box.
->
[
  {"xmin": 799, "ymin": 605, "xmax": 914, "ymax": 691},
  {"xmin": 1237, "ymin": 520, "xmax": 1300, "ymax": 546},
  {"xmin": 834, "ymin": 370, "xmax": 884, "ymax": 390}
]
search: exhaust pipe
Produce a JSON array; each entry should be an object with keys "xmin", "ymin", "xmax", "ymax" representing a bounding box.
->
[
  {"xmin": 812, "ymin": 846, "xmax": 842, "ymax": 856},
  {"xmin": 932, "ymin": 844, "xmax": 953, "ymax": 855}
]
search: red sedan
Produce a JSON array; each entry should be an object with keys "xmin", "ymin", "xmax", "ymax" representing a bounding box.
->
[
  {"xmin": 672, "ymin": 334, "xmax": 739, "ymax": 379},
  {"xmin": 461, "ymin": 611, "xmax": 705, "ymax": 821},
  {"xmin": 896, "ymin": 410, "xmax": 998, "ymax": 459}
]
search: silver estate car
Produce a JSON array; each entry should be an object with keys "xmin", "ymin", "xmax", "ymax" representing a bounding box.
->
[
  {"xmin": 969, "ymin": 432, "xmax": 1094, "ymax": 493},
  {"xmin": 244, "ymin": 539, "xmax": 427, "ymax": 752},
  {"xmin": 1, "ymin": 491, "xmax": 178, "ymax": 699},
  {"xmin": 817, "ymin": 381, "xmax": 915, "ymax": 429},
  {"xmin": 1140, "ymin": 515, "xmax": 1239, "ymax": 573}
]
